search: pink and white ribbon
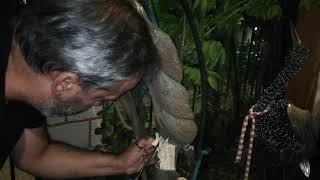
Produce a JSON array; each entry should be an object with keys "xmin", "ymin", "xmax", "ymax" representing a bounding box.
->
[{"xmin": 235, "ymin": 105, "xmax": 269, "ymax": 180}]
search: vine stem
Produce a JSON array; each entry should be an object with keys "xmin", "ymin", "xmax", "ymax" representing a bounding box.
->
[{"xmin": 180, "ymin": 0, "xmax": 208, "ymax": 156}]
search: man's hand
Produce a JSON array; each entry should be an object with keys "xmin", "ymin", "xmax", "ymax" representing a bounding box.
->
[
  {"xmin": 13, "ymin": 127, "xmax": 156, "ymax": 178},
  {"xmin": 117, "ymin": 137, "xmax": 155, "ymax": 174}
]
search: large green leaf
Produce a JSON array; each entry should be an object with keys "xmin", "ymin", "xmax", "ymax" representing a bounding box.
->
[{"xmin": 202, "ymin": 41, "xmax": 226, "ymax": 69}]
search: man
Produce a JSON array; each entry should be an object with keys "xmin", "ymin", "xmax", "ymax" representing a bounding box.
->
[{"xmin": 1, "ymin": 0, "xmax": 157, "ymax": 178}]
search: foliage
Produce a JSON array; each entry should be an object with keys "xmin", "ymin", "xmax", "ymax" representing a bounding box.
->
[
  {"xmin": 94, "ymin": 0, "xmax": 320, "ymax": 179},
  {"xmin": 95, "ymin": 102, "xmax": 134, "ymax": 154},
  {"xmin": 154, "ymin": 0, "xmax": 285, "ymax": 179},
  {"xmin": 155, "ymin": 0, "xmax": 283, "ymax": 94},
  {"xmin": 205, "ymin": 0, "xmax": 282, "ymax": 34},
  {"xmin": 184, "ymin": 40, "xmax": 225, "ymax": 90},
  {"xmin": 300, "ymin": 0, "xmax": 320, "ymax": 9},
  {"xmin": 245, "ymin": 0, "xmax": 282, "ymax": 20},
  {"xmin": 193, "ymin": 0, "xmax": 216, "ymax": 17}
]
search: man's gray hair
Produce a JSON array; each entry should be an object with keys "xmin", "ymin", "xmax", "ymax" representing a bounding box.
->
[{"xmin": 14, "ymin": 0, "xmax": 157, "ymax": 89}]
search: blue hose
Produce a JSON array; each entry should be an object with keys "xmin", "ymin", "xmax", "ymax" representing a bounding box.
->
[{"xmin": 191, "ymin": 148, "xmax": 211, "ymax": 180}]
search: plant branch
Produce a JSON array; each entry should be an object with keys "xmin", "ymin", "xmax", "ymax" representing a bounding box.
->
[
  {"xmin": 115, "ymin": 103, "xmax": 133, "ymax": 131},
  {"xmin": 180, "ymin": 0, "xmax": 208, "ymax": 155}
]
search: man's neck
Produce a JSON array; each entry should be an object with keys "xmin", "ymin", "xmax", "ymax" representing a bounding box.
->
[{"xmin": 5, "ymin": 40, "xmax": 51, "ymax": 104}]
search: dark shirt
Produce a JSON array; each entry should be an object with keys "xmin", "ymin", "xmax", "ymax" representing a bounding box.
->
[{"xmin": 0, "ymin": 0, "xmax": 45, "ymax": 168}]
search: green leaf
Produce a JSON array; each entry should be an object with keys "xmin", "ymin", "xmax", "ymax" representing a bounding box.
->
[
  {"xmin": 189, "ymin": 68, "xmax": 201, "ymax": 85},
  {"xmin": 202, "ymin": 41, "xmax": 226, "ymax": 69},
  {"xmin": 268, "ymin": 5, "xmax": 282, "ymax": 19},
  {"xmin": 200, "ymin": 0, "xmax": 208, "ymax": 17},
  {"xmin": 208, "ymin": 75, "xmax": 217, "ymax": 90},
  {"xmin": 193, "ymin": 0, "xmax": 201, "ymax": 11},
  {"xmin": 183, "ymin": 66, "xmax": 201, "ymax": 85},
  {"xmin": 208, "ymin": 70, "xmax": 223, "ymax": 80}
]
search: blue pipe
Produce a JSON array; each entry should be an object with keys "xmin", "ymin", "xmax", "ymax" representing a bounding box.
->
[{"xmin": 191, "ymin": 148, "xmax": 211, "ymax": 180}]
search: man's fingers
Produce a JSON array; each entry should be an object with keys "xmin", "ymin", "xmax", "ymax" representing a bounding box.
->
[
  {"xmin": 133, "ymin": 137, "xmax": 156, "ymax": 153},
  {"xmin": 144, "ymin": 147, "xmax": 155, "ymax": 155},
  {"xmin": 134, "ymin": 141, "xmax": 144, "ymax": 150},
  {"xmin": 138, "ymin": 137, "xmax": 154, "ymax": 146},
  {"xmin": 145, "ymin": 144, "xmax": 155, "ymax": 150}
]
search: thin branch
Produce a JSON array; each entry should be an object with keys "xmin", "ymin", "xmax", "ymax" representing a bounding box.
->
[
  {"xmin": 115, "ymin": 103, "xmax": 133, "ymax": 131},
  {"xmin": 180, "ymin": 0, "xmax": 208, "ymax": 155}
]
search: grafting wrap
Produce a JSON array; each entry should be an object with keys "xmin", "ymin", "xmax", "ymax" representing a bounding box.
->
[
  {"xmin": 235, "ymin": 46, "xmax": 310, "ymax": 180},
  {"xmin": 254, "ymin": 47, "xmax": 310, "ymax": 151},
  {"xmin": 256, "ymin": 99, "xmax": 304, "ymax": 152},
  {"xmin": 254, "ymin": 47, "xmax": 310, "ymax": 112}
]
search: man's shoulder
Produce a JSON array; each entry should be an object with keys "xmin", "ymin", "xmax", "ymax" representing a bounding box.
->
[{"xmin": 6, "ymin": 101, "xmax": 46, "ymax": 129}]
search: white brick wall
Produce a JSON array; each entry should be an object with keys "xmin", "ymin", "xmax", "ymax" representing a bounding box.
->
[{"xmin": 47, "ymin": 107, "xmax": 103, "ymax": 148}]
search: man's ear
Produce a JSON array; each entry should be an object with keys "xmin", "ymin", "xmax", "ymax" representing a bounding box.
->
[{"xmin": 51, "ymin": 72, "xmax": 82, "ymax": 102}]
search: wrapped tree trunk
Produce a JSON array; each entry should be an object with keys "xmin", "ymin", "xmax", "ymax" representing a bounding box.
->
[{"xmin": 118, "ymin": 1, "xmax": 198, "ymax": 180}]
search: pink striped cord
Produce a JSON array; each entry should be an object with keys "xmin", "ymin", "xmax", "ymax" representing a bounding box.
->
[{"xmin": 235, "ymin": 105, "xmax": 269, "ymax": 180}]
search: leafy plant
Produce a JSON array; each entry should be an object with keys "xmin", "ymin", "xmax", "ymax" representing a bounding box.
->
[
  {"xmin": 184, "ymin": 40, "xmax": 225, "ymax": 90},
  {"xmin": 95, "ymin": 102, "xmax": 134, "ymax": 154},
  {"xmin": 245, "ymin": 0, "xmax": 282, "ymax": 20},
  {"xmin": 193, "ymin": 0, "xmax": 216, "ymax": 17},
  {"xmin": 300, "ymin": 0, "xmax": 320, "ymax": 9}
]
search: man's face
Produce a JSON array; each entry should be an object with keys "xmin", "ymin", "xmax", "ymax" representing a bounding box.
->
[{"xmin": 34, "ymin": 77, "xmax": 139, "ymax": 117}]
